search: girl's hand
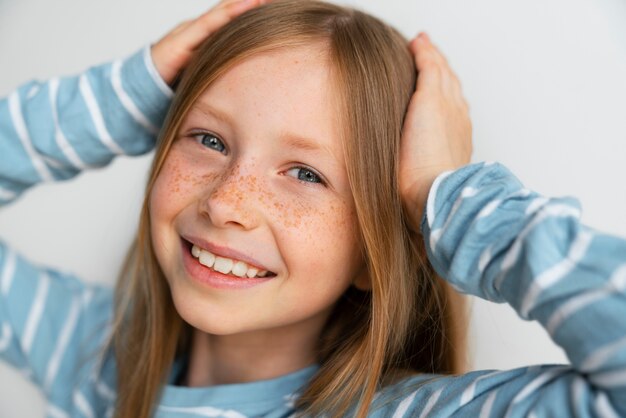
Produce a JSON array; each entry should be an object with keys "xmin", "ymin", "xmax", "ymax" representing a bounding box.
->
[
  {"xmin": 151, "ymin": 0, "xmax": 267, "ymax": 85},
  {"xmin": 399, "ymin": 33, "xmax": 473, "ymax": 231}
]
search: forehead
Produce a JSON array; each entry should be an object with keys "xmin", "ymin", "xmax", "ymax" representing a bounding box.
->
[{"xmin": 191, "ymin": 44, "xmax": 343, "ymax": 153}]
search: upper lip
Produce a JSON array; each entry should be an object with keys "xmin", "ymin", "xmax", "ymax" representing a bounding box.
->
[{"xmin": 183, "ymin": 235, "xmax": 274, "ymax": 273}]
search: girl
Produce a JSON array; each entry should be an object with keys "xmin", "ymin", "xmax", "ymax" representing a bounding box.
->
[{"xmin": 2, "ymin": 1, "xmax": 625, "ymax": 418}]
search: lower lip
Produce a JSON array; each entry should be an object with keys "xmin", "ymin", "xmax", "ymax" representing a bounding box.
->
[{"xmin": 181, "ymin": 241, "xmax": 274, "ymax": 289}]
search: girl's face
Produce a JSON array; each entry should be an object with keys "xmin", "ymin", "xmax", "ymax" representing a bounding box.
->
[{"xmin": 149, "ymin": 45, "xmax": 368, "ymax": 338}]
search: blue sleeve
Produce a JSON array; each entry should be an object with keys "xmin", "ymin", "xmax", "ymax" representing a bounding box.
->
[
  {"xmin": 0, "ymin": 46, "xmax": 172, "ymax": 204},
  {"xmin": 379, "ymin": 162, "xmax": 626, "ymax": 417},
  {"xmin": 0, "ymin": 47, "xmax": 171, "ymax": 403}
]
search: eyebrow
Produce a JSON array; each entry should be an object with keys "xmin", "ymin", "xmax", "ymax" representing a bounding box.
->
[
  {"xmin": 281, "ymin": 134, "xmax": 325, "ymax": 153},
  {"xmin": 193, "ymin": 102, "xmax": 234, "ymax": 126},
  {"xmin": 193, "ymin": 102, "xmax": 333, "ymax": 157}
]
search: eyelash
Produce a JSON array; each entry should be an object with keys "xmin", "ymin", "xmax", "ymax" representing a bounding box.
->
[
  {"xmin": 285, "ymin": 166, "xmax": 326, "ymax": 186},
  {"xmin": 190, "ymin": 131, "xmax": 327, "ymax": 187}
]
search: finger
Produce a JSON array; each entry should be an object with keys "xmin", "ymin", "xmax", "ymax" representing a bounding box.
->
[
  {"xmin": 411, "ymin": 34, "xmax": 466, "ymax": 105},
  {"xmin": 179, "ymin": 0, "xmax": 264, "ymax": 51},
  {"xmin": 410, "ymin": 35, "xmax": 444, "ymax": 93}
]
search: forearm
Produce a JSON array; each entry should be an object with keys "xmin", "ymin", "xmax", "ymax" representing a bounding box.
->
[
  {"xmin": 420, "ymin": 162, "xmax": 626, "ymax": 413},
  {"xmin": 0, "ymin": 46, "xmax": 172, "ymax": 205}
]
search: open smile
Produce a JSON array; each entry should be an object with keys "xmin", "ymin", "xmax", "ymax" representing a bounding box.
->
[{"xmin": 180, "ymin": 238, "xmax": 277, "ymax": 289}]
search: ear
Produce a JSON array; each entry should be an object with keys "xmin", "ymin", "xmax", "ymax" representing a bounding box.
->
[{"xmin": 352, "ymin": 265, "xmax": 371, "ymax": 291}]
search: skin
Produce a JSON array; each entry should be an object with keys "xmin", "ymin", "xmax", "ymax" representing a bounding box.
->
[
  {"xmin": 399, "ymin": 33, "xmax": 473, "ymax": 229},
  {"xmin": 150, "ymin": 44, "xmax": 369, "ymax": 386}
]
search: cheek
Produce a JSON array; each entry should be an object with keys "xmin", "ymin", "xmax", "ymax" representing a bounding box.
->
[
  {"xmin": 277, "ymin": 196, "xmax": 362, "ymax": 275},
  {"xmin": 149, "ymin": 147, "xmax": 222, "ymax": 216}
]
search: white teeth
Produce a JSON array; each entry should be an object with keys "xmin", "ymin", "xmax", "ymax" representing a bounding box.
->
[
  {"xmin": 199, "ymin": 250, "xmax": 215, "ymax": 268},
  {"xmin": 190, "ymin": 244, "xmax": 272, "ymax": 278},
  {"xmin": 214, "ymin": 257, "xmax": 233, "ymax": 274},
  {"xmin": 232, "ymin": 261, "xmax": 248, "ymax": 277}
]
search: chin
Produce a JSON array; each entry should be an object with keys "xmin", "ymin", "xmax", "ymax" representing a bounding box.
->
[{"xmin": 169, "ymin": 290, "xmax": 256, "ymax": 336}]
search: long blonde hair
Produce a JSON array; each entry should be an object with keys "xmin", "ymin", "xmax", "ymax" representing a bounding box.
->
[{"xmin": 111, "ymin": 2, "xmax": 466, "ymax": 417}]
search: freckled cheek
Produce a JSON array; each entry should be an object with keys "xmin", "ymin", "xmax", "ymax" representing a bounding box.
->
[
  {"xmin": 151, "ymin": 153, "xmax": 223, "ymax": 208},
  {"xmin": 275, "ymin": 199, "xmax": 360, "ymax": 260}
]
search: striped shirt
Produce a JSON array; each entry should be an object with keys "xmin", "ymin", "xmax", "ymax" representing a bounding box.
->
[{"xmin": 1, "ymin": 47, "xmax": 625, "ymax": 418}]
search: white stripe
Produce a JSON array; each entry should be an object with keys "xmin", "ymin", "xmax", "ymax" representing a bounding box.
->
[
  {"xmin": 476, "ymin": 188, "xmax": 530, "ymax": 221},
  {"xmin": 391, "ymin": 390, "xmax": 418, "ymax": 418},
  {"xmin": 158, "ymin": 405, "xmax": 247, "ymax": 418},
  {"xmin": 79, "ymin": 74, "xmax": 124, "ymax": 155},
  {"xmin": 95, "ymin": 379, "xmax": 116, "ymax": 401},
  {"xmin": 418, "ymin": 387, "xmax": 443, "ymax": 418},
  {"xmin": 520, "ymin": 229, "xmax": 593, "ymax": 318},
  {"xmin": 8, "ymin": 92, "xmax": 54, "ymax": 181},
  {"xmin": 430, "ymin": 187, "xmax": 478, "ymax": 251},
  {"xmin": 142, "ymin": 46, "xmax": 174, "ymax": 98},
  {"xmin": 0, "ymin": 186, "xmax": 17, "ymax": 201},
  {"xmin": 524, "ymin": 197, "xmax": 550, "ymax": 216},
  {"xmin": 478, "ymin": 245, "xmax": 493, "ymax": 274},
  {"xmin": 478, "ymin": 390, "xmax": 497, "ymax": 418},
  {"xmin": 546, "ymin": 264, "xmax": 626, "ymax": 334},
  {"xmin": 111, "ymin": 60, "xmax": 159, "ymax": 134},
  {"xmin": 581, "ymin": 334, "xmax": 626, "ymax": 372},
  {"xmin": 426, "ymin": 170, "xmax": 453, "ymax": 229},
  {"xmin": 47, "ymin": 404, "xmax": 70, "ymax": 418},
  {"xmin": 41, "ymin": 155, "xmax": 66, "ymax": 170},
  {"xmin": 460, "ymin": 371, "xmax": 503, "ymax": 406},
  {"xmin": 504, "ymin": 367, "xmax": 567, "ymax": 418},
  {"xmin": 74, "ymin": 391, "xmax": 95, "ymax": 418},
  {"xmin": 1, "ymin": 247, "xmax": 17, "ymax": 295},
  {"xmin": 0, "ymin": 322, "xmax": 12, "ymax": 351},
  {"xmin": 476, "ymin": 199, "xmax": 501, "ymax": 220},
  {"xmin": 49, "ymin": 78, "xmax": 88, "ymax": 170},
  {"xmin": 44, "ymin": 295, "xmax": 82, "ymax": 391},
  {"xmin": 590, "ymin": 367, "xmax": 626, "ymax": 388},
  {"xmin": 494, "ymin": 204, "xmax": 581, "ymax": 291},
  {"xmin": 570, "ymin": 377, "xmax": 585, "ymax": 411},
  {"xmin": 26, "ymin": 85, "xmax": 40, "ymax": 99},
  {"xmin": 594, "ymin": 391, "xmax": 621, "ymax": 418},
  {"xmin": 22, "ymin": 272, "xmax": 50, "ymax": 354}
]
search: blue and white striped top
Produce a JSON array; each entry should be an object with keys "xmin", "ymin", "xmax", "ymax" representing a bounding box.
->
[{"xmin": 1, "ymin": 47, "xmax": 625, "ymax": 418}]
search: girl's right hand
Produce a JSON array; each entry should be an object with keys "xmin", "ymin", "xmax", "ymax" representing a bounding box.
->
[
  {"xmin": 151, "ymin": 0, "xmax": 267, "ymax": 86},
  {"xmin": 399, "ymin": 33, "xmax": 473, "ymax": 231}
]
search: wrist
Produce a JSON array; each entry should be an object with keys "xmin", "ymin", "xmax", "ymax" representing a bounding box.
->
[{"xmin": 403, "ymin": 173, "xmax": 439, "ymax": 233}]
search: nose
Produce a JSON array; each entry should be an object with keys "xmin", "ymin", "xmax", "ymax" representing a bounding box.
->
[{"xmin": 199, "ymin": 163, "xmax": 262, "ymax": 230}]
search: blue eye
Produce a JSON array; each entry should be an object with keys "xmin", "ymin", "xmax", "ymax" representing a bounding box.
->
[
  {"xmin": 286, "ymin": 166, "xmax": 325, "ymax": 185},
  {"xmin": 194, "ymin": 133, "xmax": 226, "ymax": 154}
]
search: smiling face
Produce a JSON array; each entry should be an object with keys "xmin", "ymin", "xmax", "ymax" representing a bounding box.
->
[{"xmin": 149, "ymin": 44, "xmax": 367, "ymax": 339}]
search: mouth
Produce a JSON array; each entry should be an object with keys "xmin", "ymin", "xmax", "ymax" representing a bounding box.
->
[{"xmin": 182, "ymin": 239, "xmax": 277, "ymax": 279}]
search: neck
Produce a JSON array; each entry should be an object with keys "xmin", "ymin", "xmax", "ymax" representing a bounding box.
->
[{"xmin": 182, "ymin": 316, "xmax": 326, "ymax": 387}]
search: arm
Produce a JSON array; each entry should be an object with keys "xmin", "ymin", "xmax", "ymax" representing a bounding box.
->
[
  {"xmin": 395, "ymin": 34, "xmax": 626, "ymax": 416},
  {"xmin": 420, "ymin": 162, "xmax": 626, "ymax": 416},
  {"xmin": 0, "ymin": 0, "xmax": 264, "ymax": 206},
  {"xmin": 0, "ymin": 46, "xmax": 170, "ymax": 205}
]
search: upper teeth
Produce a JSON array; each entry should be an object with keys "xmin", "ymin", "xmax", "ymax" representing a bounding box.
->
[{"xmin": 191, "ymin": 245, "xmax": 269, "ymax": 278}]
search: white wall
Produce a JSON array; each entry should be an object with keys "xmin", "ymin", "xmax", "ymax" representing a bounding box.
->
[{"xmin": 1, "ymin": 0, "xmax": 625, "ymax": 415}]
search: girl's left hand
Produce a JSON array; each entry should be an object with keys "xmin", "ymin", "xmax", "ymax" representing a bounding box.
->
[{"xmin": 151, "ymin": 0, "xmax": 267, "ymax": 85}]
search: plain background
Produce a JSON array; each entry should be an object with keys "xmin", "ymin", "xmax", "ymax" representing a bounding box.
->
[{"xmin": 1, "ymin": 0, "xmax": 625, "ymax": 415}]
